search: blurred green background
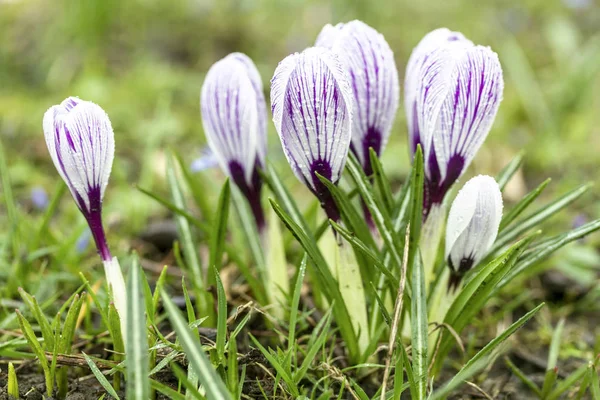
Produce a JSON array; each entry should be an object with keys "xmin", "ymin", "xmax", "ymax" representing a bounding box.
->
[{"xmin": 1, "ymin": 0, "xmax": 600, "ymax": 256}]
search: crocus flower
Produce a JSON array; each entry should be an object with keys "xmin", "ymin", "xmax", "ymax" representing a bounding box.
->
[
  {"xmin": 43, "ymin": 97, "xmax": 127, "ymax": 325},
  {"xmin": 200, "ymin": 52, "xmax": 267, "ymax": 230},
  {"xmin": 445, "ymin": 175, "xmax": 503, "ymax": 289},
  {"xmin": 271, "ymin": 47, "xmax": 353, "ymax": 221},
  {"xmin": 405, "ymin": 29, "xmax": 504, "ymax": 219},
  {"xmin": 316, "ymin": 20, "xmax": 399, "ymax": 176}
]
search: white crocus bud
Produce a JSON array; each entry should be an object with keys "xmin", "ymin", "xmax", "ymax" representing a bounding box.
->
[{"xmin": 445, "ymin": 175, "xmax": 503, "ymax": 287}]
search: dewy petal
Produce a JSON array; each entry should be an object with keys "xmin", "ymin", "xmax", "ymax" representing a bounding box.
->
[
  {"xmin": 43, "ymin": 99, "xmax": 115, "ymax": 215},
  {"xmin": 200, "ymin": 53, "xmax": 265, "ymax": 185},
  {"xmin": 270, "ymin": 46, "xmax": 353, "ymax": 192},
  {"xmin": 431, "ymin": 46, "xmax": 504, "ymax": 184},
  {"xmin": 445, "ymin": 175, "xmax": 503, "ymax": 273},
  {"xmin": 316, "ymin": 20, "xmax": 399, "ymax": 170},
  {"xmin": 405, "ymin": 28, "xmax": 473, "ymax": 156}
]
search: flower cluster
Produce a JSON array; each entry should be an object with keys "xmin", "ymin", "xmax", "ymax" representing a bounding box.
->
[{"xmin": 42, "ymin": 24, "xmax": 505, "ymax": 320}]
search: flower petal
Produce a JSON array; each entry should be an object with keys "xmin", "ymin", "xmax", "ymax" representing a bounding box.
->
[
  {"xmin": 445, "ymin": 175, "xmax": 503, "ymax": 272},
  {"xmin": 227, "ymin": 53, "xmax": 268, "ymax": 165},
  {"xmin": 270, "ymin": 47, "xmax": 353, "ymax": 191},
  {"xmin": 316, "ymin": 20, "xmax": 399, "ymax": 169},
  {"xmin": 431, "ymin": 46, "xmax": 504, "ymax": 184},
  {"xmin": 200, "ymin": 53, "xmax": 263, "ymax": 185},
  {"xmin": 43, "ymin": 99, "xmax": 115, "ymax": 214},
  {"xmin": 405, "ymin": 28, "xmax": 473, "ymax": 156}
]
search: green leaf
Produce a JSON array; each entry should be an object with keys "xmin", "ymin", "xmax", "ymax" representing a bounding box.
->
[
  {"xmin": 495, "ymin": 151, "xmax": 524, "ymax": 190},
  {"xmin": 137, "ymin": 186, "xmax": 208, "ymax": 233},
  {"xmin": 209, "ymin": 179, "xmax": 231, "ymax": 276},
  {"xmin": 214, "ymin": 268, "xmax": 228, "ymax": 364},
  {"xmin": 16, "ymin": 310, "xmax": 52, "ymax": 396},
  {"xmin": 230, "ymin": 185, "xmax": 268, "ymax": 304},
  {"xmin": 590, "ymin": 364, "xmax": 600, "ymax": 400},
  {"xmin": 547, "ymin": 363, "xmax": 588, "ymax": 400},
  {"xmin": 83, "ymin": 353, "xmax": 121, "ymax": 400},
  {"xmin": 410, "ymin": 255, "xmax": 428, "ymax": 399},
  {"xmin": 249, "ymin": 334, "xmax": 299, "ymax": 397},
  {"xmin": 369, "ymin": 147, "xmax": 395, "ymax": 214},
  {"xmin": 293, "ymin": 309, "xmax": 332, "ymax": 383},
  {"xmin": 60, "ymin": 294, "xmax": 84, "ymax": 354},
  {"xmin": 269, "ymin": 199, "xmax": 359, "ymax": 361},
  {"xmin": 0, "ymin": 139, "xmax": 20, "ymax": 258},
  {"xmin": 329, "ymin": 220, "xmax": 397, "ymax": 289},
  {"xmin": 504, "ymin": 357, "xmax": 541, "ymax": 396},
  {"xmin": 346, "ymin": 153, "xmax": 404, "ymax": 273},
  {"xmin": 500, "ymin": 178, "xmax": 551, "ymax": 231},
  {"xmin": 18, "ymin": 288, "xmax": 55, "ymax": 351},
  {"xmin": 170, "ymin": 362, "xmax": 204, "ymax": 400},
  {"xmin": 150, "ymin": 378, "xmax": 187, "ymax": 400},
  {"xmin": 407, "ymin": 145, "xmax": 424, "ymax": 278},
  {"xmin": 262, "ymin": 163, "xmax": 312, "ymax": 234},
  {"xmin": 126, "ymin": 255, "xmax": 150, "ymax": 400},
  {"xmin": 316, "ymin": 173, "xmax": 377, "ymax": 252},
  {"xmin": 167, "ymin": 155, "xmax": 204, "ymax": 288},
  {"xmin": 432, "ymin": 234, "xmax": 536, "ymax": 374},
  {"xmin": 494, "ymin": 183, "xmax": 592, "ymax": 251},
  {"xmin": 161, "ymin": 290, "xmax": 231, "ymax": 400},
  {"xmin": 287, "ymin": 255, "xmax": 307, "ymax": 353},
  {"xmin": 436, "ymin": 303, "xmax": 544, "ymax": 399},
  {"xmin": 7, "ymin": 362, "xmax": 18, "ymax": 398},
  {"xmin": 499, "ymin": 218, "xmax": 600, "ymax": 288}
]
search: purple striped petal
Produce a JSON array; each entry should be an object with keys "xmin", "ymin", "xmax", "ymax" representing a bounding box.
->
[
  {"xmin": 271, "ymin": 47, "xmax": 353, "ymax": 198},
  {"xmin": 405, "ymin": 28, "xmax": 473, "ymax": 156},
  {"xmin": 418, "ymin": 45, "xmax": 503, "ymax": 190},
  {"xmin": 200, "ymin": 53, "xmax": 267, "ymax": 186},
  {"xmin": 43, "ymin": 97, "xmax": 114, "ymax": 216},
  {"xmin": 316, "ymin": 21, "xmax": 399, "ymax": 173},
  {"xmin": 406, "ymin": 30, "xmax": 504, "ymax": 218},
  {"xmin": 43, "ymin": 97, "xmax": 114, "ymax": 260}
]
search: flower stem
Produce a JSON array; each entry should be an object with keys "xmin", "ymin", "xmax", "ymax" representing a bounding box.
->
[{"xmin": 103, "ymin": 257, "xmax": 127, "ymax": 344}]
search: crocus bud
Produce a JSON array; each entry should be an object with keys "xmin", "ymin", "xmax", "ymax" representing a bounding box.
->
[
  {"xmin": 43, "ymin": 97, "xmax": 115, "ymax": 261},
  {"xmin": 200, "ymin": 52, "xmax": 267, "ymax": 229},
  {"xmin": 445, "ymin": 175, "xmax": 503, "ymax": 288},
  {"xmin": 405, "ymin": 29, "xmax": 503, "ymax": 219},
  {"xmin": 316, "ymin": 20, "xmax": 399, "ymax": 176},
  {"xmin": 43, "ymin": 97, "xmax": 127, "ymax": 328},
  {"xmin": 271, "ymin": 47, "xmax": 353, "ymax": 221}
]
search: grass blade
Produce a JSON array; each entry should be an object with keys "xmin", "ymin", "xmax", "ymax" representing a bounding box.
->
[
  {"xmin": 500, "ymin": 178, "xmax": 551, "ymax": 231},
  {"xmin": 495, "ymin": 151, "xmax": 524, "ymax": 190},
  {"xmin": 269, "ymin": 199, "xmax": 359, "ymax": 361},
  {"xmin": 83, "ymin": 353, "xmax": 121, "ymax": 400},
  {"xmin": 494, "ymin": 183, "xmax": 592, "ymax": 251},
  {"xmin": 161, "ymin": 290, "xmax": 231, "ymax": 400},
  {"xmin": 214, "ymin": 268, "xmax": 227, "ymax": 364},
  {"xmin": 167, "ymin": 154, "xmax": 204, "ymax": 289},
  {"xmin": 410, "ymin": 255, "xmax": 428, "ymax": 399},
  {"xmin": 126, "ymin": 255, "xmax": 150, "ymax": 400},
  {"xmin": 209, "ymin": 180, "xmax": 231, "ymax": 277}
]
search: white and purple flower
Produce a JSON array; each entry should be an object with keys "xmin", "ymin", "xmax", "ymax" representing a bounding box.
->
[
  {"xmin": 316, "ymin": 20, "xmax": 399, "ymax": 176},
  {"xmin": 405, "ymin": 29, "xmax": 504, "ymax": 219},
  {"xmin": 43, "ymin": 96, "xmax": 127, "ymax": 326},
  {"xmin": 271, "ymin": 47, "xmax": 353, "ymax": 221},
  {"xmin": 445, "ymin": 175, "xmax": 503, "ymax": 289},
  {"xmin": 43, "ymin": 97, "xmax": 115, "ymax": 261},
  {"xmin": 200, "ymin": 52, "xmax": 267, "ymax": 229}
]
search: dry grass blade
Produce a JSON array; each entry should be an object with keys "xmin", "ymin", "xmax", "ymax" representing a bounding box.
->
[{"xmin": 380, "ymin": 223, "xmax": 411, "ymax": 399}]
